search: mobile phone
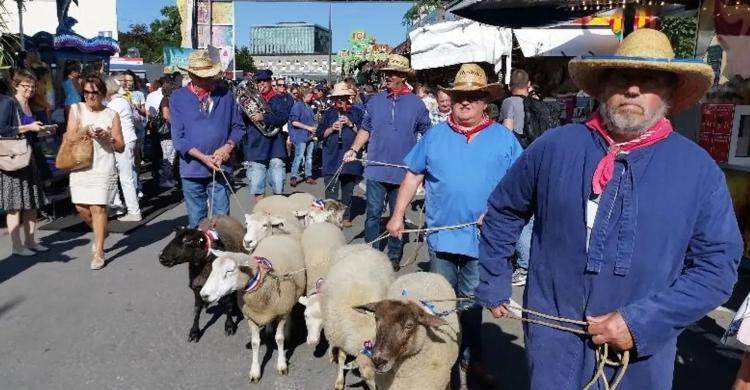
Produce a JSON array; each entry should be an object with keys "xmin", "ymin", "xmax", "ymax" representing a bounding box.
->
[{"xmin": 39, "ymin": 124, "xmax": 57, "ymax": 135}]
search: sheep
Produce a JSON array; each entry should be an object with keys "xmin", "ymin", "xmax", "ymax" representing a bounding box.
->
[
  {"xmin": 354, "ymin": 272, "xmax": 460, "ymax": 390},
  {"xmin": 158, "ymin": 215, "xmax": 245, "ymax": 342},
  {"xmin": 294, "ymin": 198, "xmax": 347, "ymax": 228},
  {"xmin": 200, "ymin": 234, "xmax": 306, "ymax": 383},
  {"xmin": 253, "ymin": 192, "xmax": 315, "ymax": 215},
  {"xmin": 320, "ymin": 244, "xmax": 396, "ymax": 390},
  {"xmin": 296, "ymin": 222, "xmax": 347, "ymax": 346},
  {"xmin": 242, "ymin": 211, "xmax": 303, "ymax": 251}
]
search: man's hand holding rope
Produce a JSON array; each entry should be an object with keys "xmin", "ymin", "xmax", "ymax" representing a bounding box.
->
[{"xmin": 587, "ymin": 311, "xmax": 634, "ymax": 351}]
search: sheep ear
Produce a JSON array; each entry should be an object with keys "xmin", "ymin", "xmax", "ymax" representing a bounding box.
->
[
  {"xmin": 416, "ymin": 309, "xmax": 448, "ymax": 328},
  {"xmin": 353, "ymin": 302, "xmax": 379, "ymax": 315},
  {"xmin": 298, "ymin": 296, "xmax": 309, "ymax": 306}
]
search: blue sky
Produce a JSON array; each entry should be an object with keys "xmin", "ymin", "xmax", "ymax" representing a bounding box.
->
[{"xmin": 117, "ymin": 1, "xmax": 413, "ymax": 52}]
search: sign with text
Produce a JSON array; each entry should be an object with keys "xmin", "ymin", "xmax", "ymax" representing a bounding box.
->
[{"xmin": 699, "ymin": 103, "xmax": 736, "ymax": 163}]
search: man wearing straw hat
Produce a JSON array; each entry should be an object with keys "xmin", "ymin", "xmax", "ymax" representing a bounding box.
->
[
  {"xmin": 386, "ymin": 63, "xmax": 519, "ymax": 386},
  {"xmin": 477, "ymin": 29, "xmax": 742, "ymax": 389},
  {"xmin": 169, "ymin": 50, "xmax": 245, "ymax": 228},
  {"xmin": 343, "ymin": 54, "xmax": 431, "ymax": 270}
]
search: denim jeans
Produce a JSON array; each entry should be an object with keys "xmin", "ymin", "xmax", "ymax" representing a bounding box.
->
[
  {"xmin": 515, "ymin": 216, "xmax": 534, "ymax": 270},
  {"xmin": 324, "ymin": 174, "xmax": 358, "ymax": 220},
  {"xmin": 181, "ymin": 175, "xmax": 230, "ymax": 228},
  {"xmin": 247, "ymin": 158, "xmax": 285, "ymax": 195},
  {"xmin": 429, "ymin": 250, "xmax": 483, "ymax": 365},
  {"xmin": 290, "ymin": 141, "xmax": 314, "ymax": 179},
  {"xmin": 364, "ymin": 180, "xmax": 403, "ymax": 263}
]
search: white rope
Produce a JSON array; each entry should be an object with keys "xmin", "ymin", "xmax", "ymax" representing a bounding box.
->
[
  {"xmin": 355, "ymin": 158, "xmax": 408, "ymax": 170},
  {"xmin": 368, "ymin": 221, "xmax": 479, "ymax": 245}
]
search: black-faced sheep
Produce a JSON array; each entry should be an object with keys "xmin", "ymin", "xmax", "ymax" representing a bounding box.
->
[{"xmin": 158, "ymin": 215, "xmax": 245, "ymax": 342}]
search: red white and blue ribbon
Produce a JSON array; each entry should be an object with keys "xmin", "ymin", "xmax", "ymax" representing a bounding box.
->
[
  {"xmin": 361, "ymin": 339, "xmax": 375, "ymax": 357},
  {"xmin": 312, "ymin": 199, "xmax": 326, "ymax": 210},
  {"xmin": 245, "ymin": 256, "xmax": 274, "ymax": 293},
  {"xmin": 202, "ymin": 228, "xmax": 220, "ymax": 256}
]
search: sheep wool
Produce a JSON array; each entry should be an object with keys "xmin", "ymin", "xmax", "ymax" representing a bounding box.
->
[
  {"xmin": 376, "ymin": 272, "xmax": 460, "ymax": 390},
  {"xmin": 301, "ymin": 222, "xmax": 346, "ymax": 293},
  {"xmin": 253, "ymin": 193, "xmax": 315, "ymax": 215}
]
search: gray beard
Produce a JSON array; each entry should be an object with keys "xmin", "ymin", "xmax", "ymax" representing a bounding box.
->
[{"xmin": 599, "ymin": 101, "xmax": 668, "ymax": 140}]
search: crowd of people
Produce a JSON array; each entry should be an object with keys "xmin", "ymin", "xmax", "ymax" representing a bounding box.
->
[{"xmin": 2, "ymin": 28, "xmax": 750, "ymax": 389}]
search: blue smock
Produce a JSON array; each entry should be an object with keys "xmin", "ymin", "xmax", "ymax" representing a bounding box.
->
[
  {"xmin": 288, "ymin": 101, "xmax": 315, "ymax": 144},
  {"xmin": 317, "ymin": 106, "xmax": 364, "ymax": 177},
  {"xmin": 244, "ymin": 93, "xmax": 293, "ymax": 162},
  {"xmin": 361, "ymin": 91, "xmax": 431, "ymax": 185},
  {"xmin": 476, "ymin": 123, "xmax": 743, "ymax": 389},
  {"xmin": 404, "ymin": 122, "xmax": 521, "ymax": 258}
]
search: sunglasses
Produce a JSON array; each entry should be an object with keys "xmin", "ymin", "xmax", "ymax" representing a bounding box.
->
[{"xmin": 83, "ymin": 89, "xmax": 101, "ymax": 96}]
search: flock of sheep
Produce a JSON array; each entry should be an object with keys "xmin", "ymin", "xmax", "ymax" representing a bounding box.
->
[{"xmin": 158, "ymin": 192, "xmax": 461, "ymax": 389}]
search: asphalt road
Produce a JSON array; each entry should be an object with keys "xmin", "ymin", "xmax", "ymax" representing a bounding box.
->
[{"xmin": 0, "ymin": 179, "xmax": 747, "ymax": 390}]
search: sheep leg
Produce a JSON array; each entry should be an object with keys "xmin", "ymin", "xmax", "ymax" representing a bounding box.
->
[
  {"xmin": 188, "ymin": 289, "xmax": 203, "ymax": 342},
  {"xmin": 248, "ymin": 320, "xmax": 262, "ymax": 383},
  {"xmin": 334, "ymin": 348, "xmax": 347, "ymax": 390},
  {"xmin": 275, "ymin": 318, "xmax": 289, "ymax": 375},
  {"xmin": 221, "ymin": 295, "xmax": 238, "ymax": 336},
  {"xmin": 330, "ymin": 347, "xmax": 339, "ymax": 364},
  {"xmin": 355, "ymin": 354, "xmax": 377, "ymax": 390}
]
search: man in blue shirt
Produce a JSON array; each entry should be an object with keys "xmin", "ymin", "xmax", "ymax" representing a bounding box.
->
[
  {"xmin": 288, "ymin": 87, "xmax": 316, "ymax": 187},
  {"xmin": 386, "ymin": 63, "xmax": 519, "ymax": 387},
  {"xmin": 343, "ymin": 54, "xmax": 431, "ymax": 269},
  {"xmin": 244, "ymin": 69, "xmax": 293, "ymax": 201},
  {"xmin": 170, "ymin": 50, "xmax": 245, "ymax": 228}
]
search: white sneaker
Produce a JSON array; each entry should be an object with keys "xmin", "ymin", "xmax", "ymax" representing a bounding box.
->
[
  {"xmin": 27, "ymin": 243, "xmax": 48, "ymax": 252},
  {"xmin": 12, "ymin": 248, "xmax": 35, "ymax": 256},
  {"xmin": 117, "ymin": 213, "xmax": 142, "ymax": 222},
  {"xmin": 137, "ymin": 191, "xmax": 144, "ymax": 199}
]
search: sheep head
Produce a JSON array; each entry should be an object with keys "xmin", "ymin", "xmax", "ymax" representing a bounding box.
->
[
  {"xmin": 242, "ymin": 212, "xmax": 290, "ymax": 250},
  {"xmin": 298, "ymin": 294, "xmax": 323, "ymax": 346},
  {"xmin": 158, "ymin": 227, "xmax": 208, "ymax": 267},
  {"xmin": 299, "ymin": 199, "xmax": 346, "ymax": 227},
  {"xmin": 200, "ymin": 249, "xmax": 248, "ymax": 304},
  {"xmin": 354, "ymin": 300, "xmax": 447, "ymax": 374}
]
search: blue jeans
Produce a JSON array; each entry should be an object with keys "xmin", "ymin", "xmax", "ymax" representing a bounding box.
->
[
  {"xmin": 515, "ymin": 216, "xmax": 534, "ymax": 269},
  {"xmin": 247, "ymin": 158, "xmax": 285, "ymax": 195},
  {"xmin": 181, "ymin": 175, "xmax": 231, "ymax": 228},
  {"xmin": 364, "ymin": 180, "xmax": 403, "ymax": 263},
  {"xmin": 290, "ymin": 141, "xmax": 314, "ymax": 179},
  {"xmin": 429, "ymin": 250, "xmax": 482, "ymax": 365}
]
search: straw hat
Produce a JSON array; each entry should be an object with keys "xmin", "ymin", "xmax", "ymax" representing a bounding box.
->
[
  {"xmin": 380, "ymin": 54, "xmax": 415, "ymax": 75},
  {"xmin": 178, "ymin": 50, "xmax": 222, "ymax": 78},
  {"xmin": 438, "ymin": 63, "xmax": 503, "ymax": 101},
  {"xmin": 329, "ymin": 81, "xmax": 356, "ymax": 97},
  {"xmin": 568, "ymin": 28, "xmax": 714, "ymax": 113}
]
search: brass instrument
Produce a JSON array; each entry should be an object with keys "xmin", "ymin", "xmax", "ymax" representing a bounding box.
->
[{"xmin": 234, "ymin": 80, "xmax": 280, "ymax": 137}]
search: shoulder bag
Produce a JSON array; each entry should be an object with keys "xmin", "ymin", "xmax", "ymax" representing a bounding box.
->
[
  {"xmin": 55, "ymin": 105, "xmax": 94, "ymax": 171},
  {"xmin": 0, "ymin": 103, "xmax": 32, "ymax": 171}
]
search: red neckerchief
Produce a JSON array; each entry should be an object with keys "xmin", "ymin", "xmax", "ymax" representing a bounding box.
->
[
  {"xmin": 261, "ymin": 87, "xmax": 277, "ymax": 103},
  {"xmin": 586, "ymin": 111, "xmax": 672, "ymax": 195},
  {"xmin": 447, "ymin": 115, "xmax": 493, "ymax": 142},
  {"xmin": 187, "ymin": 82, "xmax": 212, "ymax": 112},
  {"xmin": 388, "ymin": 85, "xmax": 412, "ymax": 99}
]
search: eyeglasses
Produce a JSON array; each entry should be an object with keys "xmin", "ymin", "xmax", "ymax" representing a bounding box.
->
[
  {"xmin": 82, "ymin": 89, "xmax": 101, "ymax": 96},
  {"xmin": 18, "ymin": 83, "xmax": 36, "ymax": 90}
]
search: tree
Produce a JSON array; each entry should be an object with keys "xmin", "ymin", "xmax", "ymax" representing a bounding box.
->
[
  {"xmin": 118, "ymin": 6, "xmax": 180, "ymax": 63},
  {"xmin": 402, "ymin": 0, "xmax": 449, "ymax": 28},
  {"xmin": 661, "ymin": 16, "xmax": 698, "ymax": 58},
  {"xmin": 235, "ymin": 46, "xmax": 256, "ymax": 73}
]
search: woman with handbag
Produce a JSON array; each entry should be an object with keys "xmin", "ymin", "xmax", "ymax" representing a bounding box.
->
[
  {"xmin": 0, "ymin": 71, "xmax": 49, "ymax": 256},
  {"xmin": 65, "ymin": 75, "xmax": 124, "ymax": 270}
]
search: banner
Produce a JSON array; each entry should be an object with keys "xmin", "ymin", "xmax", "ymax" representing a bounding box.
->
[
  {"xmin": 195, "ymin": 0, "xmax": 235, "ymax": 75},
  {"xmin": 177, "ymin": 0, "xmax": 194, "ymax": 48},
  {"xmin": 698, "ymin": 103, "xmax": 735, "ymax": 162},
  {"xmin": 163, "ymin": 47, "xmax": 195, "ymax": 74}
]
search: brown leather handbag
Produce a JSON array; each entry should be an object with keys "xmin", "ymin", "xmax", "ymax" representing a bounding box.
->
[{"xmin": 55, "ymin": 129, "xmax": 93, "ymax": 171}]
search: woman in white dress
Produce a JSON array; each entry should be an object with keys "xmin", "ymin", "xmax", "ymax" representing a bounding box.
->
[{"xmin": 65, "ymin": 75, "xmax": 124, "ymax": 270}]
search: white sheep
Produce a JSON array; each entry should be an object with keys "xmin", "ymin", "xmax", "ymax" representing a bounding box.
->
[
  {"xmin": 355, "ymin": 272, "xmax": 460, "ymax": 390},
  {"xmin": 294, "ymin": 198, "xmax": 347, "ymax": 227},
  {"xmin": 320, "ymin": 244, "xmax": 396, "ymax": 390},
  {"xmin": 242, "ymin": 211, "xmax": 303, "ymax": 251},
  {"xmin": 200, "ymin": 235, "xmax": 306, "ymax": 383},
  {"xmin": 253, "ymin": 193, "xmax": 315, "ymax": 215},
  {"xmin": 296, "ymin": 222, "xmax": 347, "ymax": 346}
]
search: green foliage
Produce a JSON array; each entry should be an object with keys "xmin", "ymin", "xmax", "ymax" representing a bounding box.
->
[
  {"xmin": 0, "ymin": 0, "xmax": 20, "ymax": 67},
  {"xmin": 402, "ymin": 0, "xmax": 448, "ymax": 28},
  {"xmin": 118, "ymin": 6, "xmax": 181, "ymax": 63},
  {"xmin": 235, "ymin": 46, "xmax": 256, "ymax": 73},
  {"xmin": 660, "ymin": 16, "xmax": 698, "ymax": 58}
]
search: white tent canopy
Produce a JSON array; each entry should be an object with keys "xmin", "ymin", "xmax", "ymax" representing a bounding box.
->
[
  {"xmin": 514, "ymin": 27, "xmax": 620, "ymax": 57},
  {"xmin": 409, "ymin": 19, "xmax": 513, "ymax": 74}
]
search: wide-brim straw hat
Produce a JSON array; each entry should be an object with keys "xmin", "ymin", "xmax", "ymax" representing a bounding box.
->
[
  {"xmin": 380, "ymin": 54, "xmax": 415, "ymax": 75},
  {"xmin": 178, "ymin": 49, "xmax": 222, "ymax": 78},
  {"xmin": 439, "ymin": 63, "xmax": 504, "ymax": 101},
  {"xmin": 329, "ymin": 81, "xmax": 356, "ymax": 97},
  {"xmin": 568, "ymin": 28, "xmax": 713, "ymax": 114}
]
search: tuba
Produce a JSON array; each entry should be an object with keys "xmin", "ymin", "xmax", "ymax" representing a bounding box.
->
[{"xmin": 234, "ymin": 80, "xmax": 280, "ymax": 137}]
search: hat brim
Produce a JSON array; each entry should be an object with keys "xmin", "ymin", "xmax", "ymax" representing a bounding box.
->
[
  {"xmin": 568, "ymin": 56, "xmax": 714, "ymax": 114},
  {"xmin": 379, "ymin": 67, "xmax": 415, "ymax": 76},
  {"xmin": 438, "ymin": 83, "xmax": 504, "ymax": 102},
  {"xmin": 330, "ymin": 91, "xmax": 355, "ymax": 97},
  {"xmin": 178, "ymin": 63, "xmax": 223, "ymax": 78}
]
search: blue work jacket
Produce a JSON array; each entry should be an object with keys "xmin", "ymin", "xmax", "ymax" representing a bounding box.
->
[
  {"xmin": 244, "ymin": 93, "xmax": 293, "ymax": 162},
  {"xmin": 476, "ymin": 123, "xmax": 742, "ymax": 389},
  {"xmin": 317, "ymin": 106, "xmax": 365, "ymax": 177}
]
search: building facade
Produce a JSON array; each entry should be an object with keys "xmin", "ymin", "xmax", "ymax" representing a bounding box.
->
[
  {"xmin": 250, "ymin": 22, "xmax": 331, "ymax": 55},
  {"xmin": 253, "ymin": 54, "xmax": 341, "ymax": 80},
  {"xmin": 6, "ymin": 0, "xmax": 118, "ymax": 40}
]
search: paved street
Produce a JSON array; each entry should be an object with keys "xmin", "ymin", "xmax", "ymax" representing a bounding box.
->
[{"xmin": 0, "ymin": 179, "xmax": 747, "ymax": 390}]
